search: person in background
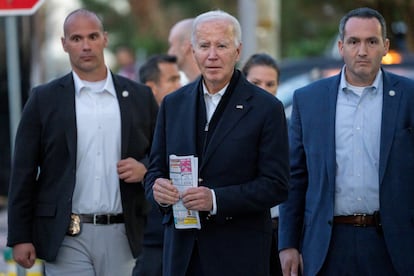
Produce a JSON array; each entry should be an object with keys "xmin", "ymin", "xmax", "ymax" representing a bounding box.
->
[
  {"xmin": 167, "ymin": 18, "xmax": 201, "ymax": 84},
  {"xmin": 115, "ymin": 45, "xmax": 139, "ymax": 81},
  {"xmin": 145, "ymin": 10, "xmax": 289, "ymax": 276},
  {"xmin": 242, "ymin": 53, "xmax": 280, "ymax": 96},
  {"xmin": 132, "ymin": 54, "xmax": 181, "ymax": 276},
  {"xmin": 138, "ymin": 54, "xmax": 181, "ymax": 105},
  {"xmin": 279, "ymin": 7, "xmax": 414, "ymax": 275},
  {"xmin": 7, "ymin": 9, "xmax": 158, "ymax": 276},
  {"xmin": 242, "ymin": 52, "xmax": 282, "ymax": 276}
]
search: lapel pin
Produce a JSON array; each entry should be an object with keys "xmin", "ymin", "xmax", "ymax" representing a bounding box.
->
[
  {"xmin": 388, "ymin": 90, "xmax": 395, "ymax": 97},
  {"xmin": 236, "ymin": 105, "xmax": 243, "ymax": 109},
  {"xmin": 122, "ymin": 90, "xmax": 129, "ymax": 97}
]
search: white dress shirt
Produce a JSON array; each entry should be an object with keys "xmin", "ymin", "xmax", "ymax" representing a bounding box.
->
[{"xmin": 72, "ymin": 69, "xmax": 122, "ymax": 214}]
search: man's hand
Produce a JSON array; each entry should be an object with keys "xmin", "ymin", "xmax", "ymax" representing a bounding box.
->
[
  {"xmin": 153, "ymin": 178, "xmax": 180, "ymax": 206},
  {"xmin": 117, "ymin": 158, "xmax": 147, "ymax": 183},
  {"xmin": 182, "ymin": 186, "xmax": 212, "ymax": 211},
  {"xmin": 279, "ymin": 248, "xmax": 303, "ymax": 276},
  {"xmin": 13, "ymin": 243, "xmax": 36, "ymax": 269}
]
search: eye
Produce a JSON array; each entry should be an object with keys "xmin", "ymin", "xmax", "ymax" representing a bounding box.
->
[
  {"xmin": 369, "ymin": 39, "xmax": 378, "ymax": 45},
  {"xmin": 90, "ymin": 33, "xmax": 99, "ymax": 40},
  {"xmin": 71, "ymin": 36, "xmax": 81, "ymax": 42}
]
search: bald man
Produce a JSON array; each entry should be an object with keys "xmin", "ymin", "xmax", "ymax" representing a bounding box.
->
[{"xmin": 168, "ymin": 18, "xmax": 201, "ymax": 83}]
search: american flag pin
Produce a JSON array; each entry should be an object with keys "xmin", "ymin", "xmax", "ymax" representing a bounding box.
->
[
  {"xmin": 122, "ymin": 90, "xmax": 129, "ymax": 97},
  {"xmin": 236, "ymin": 105, "xmax": 243, "ymax": 109}
]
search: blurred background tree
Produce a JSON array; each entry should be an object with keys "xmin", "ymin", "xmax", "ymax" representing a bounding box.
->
[
  {"xmin": 282, "ymin": 0, "xmax": 414, "ymax": 58},
  {"xmin": 79, "ymin": 0, "xmax": 237, "ymax": 56},
  {"xmin": 78, "ymin": 0, "xmax": 414, "ymax": 59}
]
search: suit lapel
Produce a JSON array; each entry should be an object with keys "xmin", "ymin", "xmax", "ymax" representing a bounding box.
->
[
  {"xmin": 325, "ymin": 76, "xmax": 340, "ymax": 190},
  {"xmin": 113, "ymin": 74, "xmax": 131, "ymax": 158},
  {"xmin": 200, "ymin": 83, "xmax": 252, "ymax": 171},
  {"xmin": 379, "ymin": 71, "xmax": 401, "ymax": 184},
  {"xmin": 60, "ymin": 74, "xmax": 77, "ymax": 161}
]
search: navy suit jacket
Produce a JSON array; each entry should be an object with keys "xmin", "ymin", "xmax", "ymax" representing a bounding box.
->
[
  {"xmin": 7, "ymin": 72, "xmax": 158, "ymax": 261},
  {"xmin": 145, "ymin": 71, "xmax": 290, "ymax": 276},
  {"xmin": 279, "ymin": 69, "xmax": 414, "ymax": 275}
]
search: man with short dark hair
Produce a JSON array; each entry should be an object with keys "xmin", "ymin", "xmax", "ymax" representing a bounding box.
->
[
  {"xmin": 279, "ymin": 7, "xmax": 414, "ymax": 275},
  {"xmin": 132, "ymin": 54, "xmax": 181, "ymax": 276},
  {"xmin": 139, "ymin": 54, "xmax": 181, "ymax": 105}
]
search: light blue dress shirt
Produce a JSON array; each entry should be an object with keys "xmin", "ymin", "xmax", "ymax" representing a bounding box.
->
[{"xmin": 334, "ymin": 67, "xmax": 383, "ymax": 215}]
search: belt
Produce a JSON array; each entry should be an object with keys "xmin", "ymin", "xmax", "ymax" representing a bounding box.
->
[
  {"xmin": 333, "ymin": 214, "xmax": 376, "ymax": 227},
  {"xmin": 78, "ymin": 213, "xmax": 124, "ymax": 225}
]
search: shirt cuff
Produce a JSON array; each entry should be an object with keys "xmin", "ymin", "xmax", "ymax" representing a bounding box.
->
[{"xmin": 210, "ymin": 189, "xmax": 217, "ymax": 215}]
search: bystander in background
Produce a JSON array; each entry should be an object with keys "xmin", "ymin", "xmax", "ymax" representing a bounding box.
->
[
  {"xmin": 115, "ymin": 45, "xmax": 139, "ymax": 81},
  {"xmin": 242, "ymin": 52, "xmax": 282, "ymax": 276},
  {"xmin": 242, "ymin": 53, "xmax": 280, "ymax": 96},
  {"xmin": 132, "ymin": 54, "xmax": 181, "ymax": 276},
  {"xmin": 167, "ymin": 18, "xmax": 201, "ymax": 84}
]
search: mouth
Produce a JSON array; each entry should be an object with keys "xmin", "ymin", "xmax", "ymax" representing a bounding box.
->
[
  {"xmin": 356, "ymin": 60, "xmax": 370, "ymax": 65},
  {"xmin": 80, "ymin": 55, "xmax": 94, "ymax": 61},
  {"xmin": 205, "ymin": 66, "xmax": 221, "ymax": 70}
]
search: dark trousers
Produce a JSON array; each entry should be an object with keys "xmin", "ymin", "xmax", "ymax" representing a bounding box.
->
[
  {"xmin": 318, "ymin": 224, "xmax": 398, "ymax": 276},
  {"xmin": 132, "ymin": 245, "xmax": 163, "ymax": 276},
  {"xmin": 186, "ymin": 243, "xmax": 205, "ymax": 276},
  {"xmin": 270, "ymin": 219, "xmax": 283, "ymax": 276}
]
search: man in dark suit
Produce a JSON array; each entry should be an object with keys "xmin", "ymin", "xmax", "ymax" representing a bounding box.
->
[
  {"xmin": 145, "ymin": 10, "xmax": 289, "ymax": 276},
  {"xmin": 279, "ymin": 7, "xmax": 414, "ymax": 275},
  {"xmin": 7, "ymin": 9, "xmax": 158, "ymax": 276}
]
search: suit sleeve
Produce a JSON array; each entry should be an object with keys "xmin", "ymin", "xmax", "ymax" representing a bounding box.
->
[
  {"xmin": 7, "ymin": 89, "xmax": 42, "ymax": 246},
  {"xmin": 278, "ymin": 90, "xmax": 308, "ymax": 251}
]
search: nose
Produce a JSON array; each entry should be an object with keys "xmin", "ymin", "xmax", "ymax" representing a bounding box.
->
[
  {"xmin": 207, "ymin": 47, "xmax": 218, "ymax": 59},
  {"xmin": 358, "ymin": 42, "xmax": 368, "ymax": 56},
  {"xmin": 82, "ymin": 39, "xmax": 91, "ymax": 50}
]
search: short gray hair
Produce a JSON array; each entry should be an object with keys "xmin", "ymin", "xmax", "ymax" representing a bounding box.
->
[{"xmin": 191, "ymin": 10, "xmax": 242, "ymax": 47}]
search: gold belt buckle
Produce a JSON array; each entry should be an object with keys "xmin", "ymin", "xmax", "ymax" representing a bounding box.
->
[
  {"xmin": 353, "ymin": 213, "xmax": 366, "ymax": 227},
  {"xmin": 67, "ymin": 214, "xmax": 81, "ymax": 236}
]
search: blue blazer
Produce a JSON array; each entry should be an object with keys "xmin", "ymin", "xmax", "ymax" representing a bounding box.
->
[
  {"xmin": 279, "ymin": 69, "xmax": 414, "ymax": 275},
  {"xmin": 7, "ymin": 73, "xmax": 158, "ymax": 261},
  {"xmin": 145, "ymin": 71, "xmax": 290, "ymax": 276}
]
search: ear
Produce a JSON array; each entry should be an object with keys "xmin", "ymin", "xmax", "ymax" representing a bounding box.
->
[
  {"xmin": 61, "ymin": 37, "xmax": 68, "ymax": 53},
  {"xmin": 337, "ymin": 40, "xmax": 344, "ymax": 57},
  {"xmin": 235, "ymin": 43, "xmax": 242, "ymax": 62},
  {"xmin": 103, "ymin": 31, "xmax": 109, "ymax": 48},
  {"xmin": 383, "ymin": 38, "xmax": 390, "ymax": 56}
]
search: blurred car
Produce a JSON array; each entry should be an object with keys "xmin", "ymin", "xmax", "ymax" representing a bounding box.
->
[{"xmin": 277, "ymin": 50, "xmax": 414, "ymax": 120}]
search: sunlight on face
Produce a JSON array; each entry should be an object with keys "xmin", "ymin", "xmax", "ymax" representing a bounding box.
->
[{"xmin": 192, "ymin": 19, "xmax": 241, "ymax": 93}]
